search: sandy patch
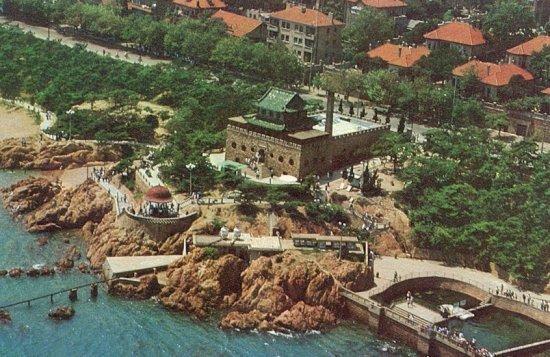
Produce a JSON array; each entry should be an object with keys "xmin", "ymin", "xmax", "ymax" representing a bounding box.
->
[{"xmin": 0, "ymin": 104, "xmax": 41, "ymax": 140}]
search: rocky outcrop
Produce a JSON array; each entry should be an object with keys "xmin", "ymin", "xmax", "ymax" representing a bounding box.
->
[
  {"xmin": 0, "ymin": 137, "xmax": 121, "ymax": 170},
  {"xmin": 109, "ymin": 275, "xmax": 161, "ymax": 300},
  {"xmin": 48, "ymin": 306, "xmax": 75, "ymax": 320},
  {"xmin": 8, "ymin": 268, "xmax": 22, "ymax": 277},
  {"xmin": 158, "ymin": 249, "xmax": 246, "ymax": 319},
  {"xmin": 218, "ymin": 251, "xmax": 369, "ymax": 332},
  {"xmin": 272, "ymin": 302, "xmax": 336, "ymax": 332},
  {"xmin": 1, "ymin": 177, "xmax": 60, "ymax": 216},
  {"xmin": 25, "ymin": 179, "xmax": 112, "ymax": 232},
  {"xmin": 0, "ymin": 310, "xmax": 11, "ymax": 324},
  {"xmin": 82, "ymin": 212, "xmax": 159, "ymax": 269}
]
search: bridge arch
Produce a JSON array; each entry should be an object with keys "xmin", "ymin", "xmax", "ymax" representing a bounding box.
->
[{"xmin": 372, "ymin": 276, "xmax": 491, "ymax": 305}]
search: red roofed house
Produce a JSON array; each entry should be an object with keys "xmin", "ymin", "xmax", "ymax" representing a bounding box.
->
[
  {"xmin": 173, "ymin": 0, "xmax": 226, "ymax": 17},
  {"xmin": 452, "ymin": 60, "xmax": 534, "ymax": 99},
  {"xmin": 345, "ymin": 0, "xmax": 407, "ymax": 23},
  {"xmin": 367, "ymin": 43, "xmax": 430, "ymax": 71},
  {"xmin": 424, "ymin": 22, "xmax": 486, "ymax": 58},
  {"xmin": 212, "ymin": 10, "xmax": 266, "ymax": 41},
  {"xmin": 267, "ymin": 5, "xmax": 344, "ymax": 64},
  {"xmin": 506, "ymin": 35, "xmax": 550, "ymax": 68}
]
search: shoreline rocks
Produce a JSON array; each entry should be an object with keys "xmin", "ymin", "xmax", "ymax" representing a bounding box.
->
[
  {"xmin": 109, "ymin": 275, "xmax": 161, "ymax": 300},
  {"xmin": 0, "ymin": 310, "xmax": 11, "ymax": 324},
  {"xmin": 0, "ymin": 137, "xmax": 121, "ymax": 170},
  {"xmin": 48, "ymin": 306, "xmax": 75, "ymax": 320}
]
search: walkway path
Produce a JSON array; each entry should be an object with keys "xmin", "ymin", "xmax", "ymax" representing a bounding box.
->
[{"xmin": 363, "ymin": 256, "xmax": 550, "ymax": 305}]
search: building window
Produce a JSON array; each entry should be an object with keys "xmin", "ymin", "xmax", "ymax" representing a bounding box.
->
[
  {"xmin": 270, "ymin": 153, "xmax": 274, "ymax": 158},
  {"xmin": 278, "ymin": 156, "xmax": 284, "ymax": 162},
  {"xmin": 231, "ymin": 142, "xmax": 236, "ymax": 148},
  {"xmin": 293, "ymin": 37, "xmax": 303, "ymax": 45},
  {"xmin": 289, "ymin": 158, "xmax": 294, "ymax": 166},
  {"xmin": 241, "ymin": 145, "xmax": 246, "ymax": 151},
  {"xmin": 251, "ymin": 147, "xmax": 255, "ymax": 152},
  {"xmin": 282, "ymin": 21, "xmax": 290, "ymax": 29}
]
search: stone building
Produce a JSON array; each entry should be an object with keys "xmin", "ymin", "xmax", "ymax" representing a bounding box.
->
[
  {"xmin": 506, "ymin": 35, "xmax": 550, "ymax": 69},
  {"xmin": 224, "ymin": 88, "xmax": 388, "ymax": 179},
  {"xmin": 266, "ymin": 5, "xmax": 344, "ymax": 64},
  {"xmin": 423, "ymin": 22, "xmax": 486, "ymax": 58},
  {"xmin": 211, "ymin": 10, "xmax": 266, "ymax": 41}
]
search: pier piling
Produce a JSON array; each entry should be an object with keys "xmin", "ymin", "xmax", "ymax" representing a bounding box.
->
[{"xmin": 68, "ymin": 289, "xmax": 78, "ymax": 302}]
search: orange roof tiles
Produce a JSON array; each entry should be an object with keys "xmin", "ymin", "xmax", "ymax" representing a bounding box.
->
[
  {"xmin": 212, "ymin": 10, "xmax": 262, "ymax": 37},
  {"xmin": 367, "ymin": 43, "xmax": 430, "ymax": 68},
  {"xmin": 270, "ymin": 6, "xmax": 344, "ymax": 27},
  {"xmin": 507, "ymin": 35, "xmax": 550, "ymax": 56},
  {"xmin": 453, "ymin": 60, "xmax": 534, "ymax": 87},
  {"xmin": 173, "ymin": 0, "xmax": 226, "ymax": 9},
  {"xmin": 357, "ymin": 0, "xmax": 407, "ymax": 8},
  {"xmin": 424, "ymin": 22, "xmax": 486, "ymax": 46},
  {"xmin": 542, "ymin": 87, "xmax": 550, "ymax": 96}
]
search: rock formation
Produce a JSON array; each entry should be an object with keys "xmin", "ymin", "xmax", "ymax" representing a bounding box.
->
[
  {"xmin": 25, "ymin": 179, "xmax": 112, "ymax": 232},
  {"xmin": 1, "ymin": 177, "xmax": 60, "ymax": 216},
  {"xmin": 159, "ymin": 249, "xmax": 246, "ymax": 319},
  {"xmin": 109, "ymin": 275, "xmax": 161, "ymax": 300},
  {"xmin": 0, "ymin": 137, "xmax": 121, "ymax": 170},
  {"xmin": 48, "ymin": 306, "xmax": 75, "ymax": 320},
  {"xmin": 82, "ymin": 212, "xmax": 159, "ymax": 269},
  {"xmin": 0, "ymin": 310, "xmax": 11, "ymax": 324}
]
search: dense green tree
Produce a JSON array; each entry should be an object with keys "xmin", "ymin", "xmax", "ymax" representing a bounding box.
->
[
  {"xmin": 414, "ymin": 46, "xmax": 465, "ymax": 82},
  {"xmin": 342, "ymin": 8, "xmax": 394, "ymax": 59},
  {"xmin": 372, "ymin": 132, "xmax": 417, "ymax": 172},
  {"xmin": 482, "ymin": 0, "xmax": 536, "ymax": 51},
  {"xmin": 400, "ymin": 127, "xmax": 549, "ymax": 283},
  {"xmin": 451, "ymin": 98, "xmax": 485, "ymax": 127},
  {"xmin": 528, "ymin": 45, "xmax": 550, "ymax": 86}
]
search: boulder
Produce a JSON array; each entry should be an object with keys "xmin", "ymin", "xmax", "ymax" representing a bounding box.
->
[
  {"xmin": 109, "ymin": 275, "xmax": 161, "ymax": 300},
  {"xmin": 48, "ymin": 306, "xmax": 75, "ymax": 320},
  {"xmin": 8, "ymin": 268, "xmax": 22, "ymax": 278},
  {"xmin": 273, "ymin": 302, "xmax": 337, "ymax": 332},
  {"xmin": 0, "ymin": 310, "xmax": 11, "ymax": 324}
]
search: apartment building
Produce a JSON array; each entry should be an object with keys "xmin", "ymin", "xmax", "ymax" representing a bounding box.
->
[{"xmin": 266, "ymin": 5, "xmax": 344, "ymax": 64}]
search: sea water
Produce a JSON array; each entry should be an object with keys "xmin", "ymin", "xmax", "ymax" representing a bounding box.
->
[{"xmin": 0, "ymin": 171, "xmax": 414, "ymax": 357}]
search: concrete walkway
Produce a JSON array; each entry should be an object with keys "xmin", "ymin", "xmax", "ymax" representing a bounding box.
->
[
  {"xmin": 394, "ymin": 301, "xmax": 445, "ymax": 324},
  {"xmin": 103, "ymin": 255, "xmax": 182, "ymax": 279},
  {"xmin": 368, "ymin": 256, "xmax": 550, "ymax": 305}
]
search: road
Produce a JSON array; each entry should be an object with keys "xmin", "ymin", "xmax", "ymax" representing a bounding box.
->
[{"xmin": 0, "ymin": 16, "xmax": 169, "ymax": 66}]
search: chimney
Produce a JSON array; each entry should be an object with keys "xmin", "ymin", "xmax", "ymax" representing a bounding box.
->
[
  {"xmin": 328, "ymin": 12, "xmax": 334, "ymax": 21},
  {"xmin": 301, "ymin": 5, "xmax": 306, "ymax": 13},
  {"xmin": 315, "ymin": 0, "xmax": 320, "ymax": 10},
  {"xmin": 398, "ymin": 46, "xmax": 402, "ymax": 57},
  {"xmin": 325, "ymin": 91, "xmax": 334, "ymax": 136}
]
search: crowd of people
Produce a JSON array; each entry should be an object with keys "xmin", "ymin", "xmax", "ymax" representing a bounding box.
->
[
  {"xmin": 133, "ymin": 202, "xmax": 180, "ymax": 218},
  {"xmin": 421, "ymin": 325, "xmax": 493, "ymax": 357},
  {"xmin": 493, "ymin": 284, "xmax": 549, "ymax": 311}
]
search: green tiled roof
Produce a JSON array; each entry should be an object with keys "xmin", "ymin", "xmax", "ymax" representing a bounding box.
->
[
  {"xmin": 256, "ymin": 87, "xmax": 300, "ymax": 113},
  {"xmin": 245, "ymin": 116, "xmax": 286, "ymax": 131}
]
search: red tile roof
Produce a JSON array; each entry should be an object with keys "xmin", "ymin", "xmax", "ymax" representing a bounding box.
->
[
  {"xmin": 212, "ymin": 10, "xmax": 262, "ymax": 37},
  {"xmin": 356, "ymin": 0, "xmax": 407, "ymax": 8},
  {"xmin": 453, "ymin": 60, "xmax": 534, "ymax": 87},
  {"xmin": 173, "ymin": 0, "xmax": 226, "ymax": 10},
  {"xmin": 542, "ymin": 87, "xmax": 550, "ymax": 96},
  {"xmin": 367, "ymin": 43, "xmax": 430, "ymax": 68},
  {"xmin": 424, "ymin": 22, "xmax": 486, "ymax": 46},
  {"xmin": 507, "ymin": 35, "xmax": 550, "ymax": 56},
  {"xmin": 270, "ymin": 6, "xmax": 344, "ymax": 27}
]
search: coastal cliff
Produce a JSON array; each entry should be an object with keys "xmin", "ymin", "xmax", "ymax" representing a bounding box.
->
[
  {"xmin": 159, "ymin": 249, "xmax": 369, "ymax": 332},
  {"xmin": 0, "ymin": 137, "xmax": 121, "ymax": 170},
  {"xmin": 1, "ymin": 177, "xmax": 112, "ymax": 232}
]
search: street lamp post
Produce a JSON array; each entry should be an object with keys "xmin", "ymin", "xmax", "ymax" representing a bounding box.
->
[
  {"xmin": 66, "ymin": 109, "xmax": 75, "ymax": 140},
  {"xmin": 186, "ymin": 163, "xmax": 196, "ymax": 196},
  {"xmin": 338, "ymin": 221, "xmax": 346, "ymax": 261}
]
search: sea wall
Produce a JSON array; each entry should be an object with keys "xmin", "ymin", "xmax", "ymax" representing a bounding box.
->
[{"xmin": 118, "ymin": 210, "xmax": 197, "ymax": 242}]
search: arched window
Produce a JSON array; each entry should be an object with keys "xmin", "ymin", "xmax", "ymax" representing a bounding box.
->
[
  {"xmin": 278, "ymin": 156, "xmax": 284, "ymax": 163},
  {"xmin": 289, "ymin": 158, "xmax": 294, "ymax": 166},
  {"xmin": 241, "ymin": 145, "xmax": 246, "ymax": 151},
  {"xmin": 231, "ymin": 142, "xmax": 237, "ymax": 149}
]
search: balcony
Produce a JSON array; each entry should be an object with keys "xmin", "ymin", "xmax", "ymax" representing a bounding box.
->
[{"xmin": 267, "ymin": 24, "xmax": 279, "ymax": 32}]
